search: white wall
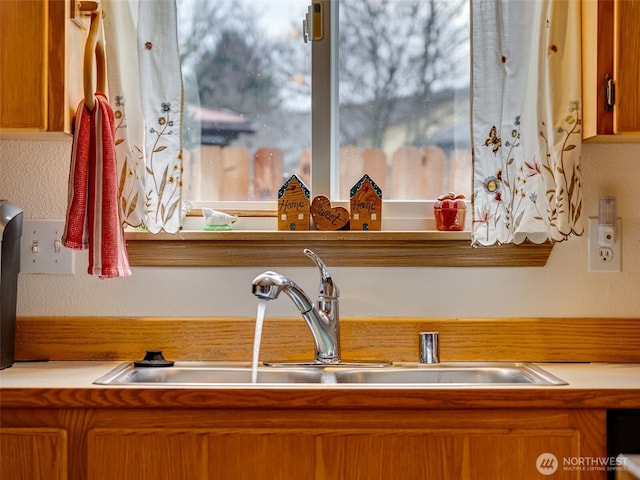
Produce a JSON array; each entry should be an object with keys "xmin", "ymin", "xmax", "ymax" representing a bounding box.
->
[{"xmin": 1, "ymin": 138, "xmax": 639, "ymax": 318}]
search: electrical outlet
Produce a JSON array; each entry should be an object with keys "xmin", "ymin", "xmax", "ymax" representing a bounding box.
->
[
  {"xmin": 587, "ymin": 217, "xmax": 621, "ymax": 273},
  {"xmin": 596, "ymin": 247, "xmax": 614, "ymax": 263},
  {"xmin": 20, "ymin": 220, "xmax": 74, "ymax": 274}
]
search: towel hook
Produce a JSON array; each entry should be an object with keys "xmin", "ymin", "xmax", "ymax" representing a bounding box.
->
[{"xmin": 79, "ymin": 1, "xmax": 106, "ymax": 111}]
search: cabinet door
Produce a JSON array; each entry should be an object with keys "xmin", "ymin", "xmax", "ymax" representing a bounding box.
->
[
  {"xmin": 87, "ymin": 428, "xmax": 321, "ymax": 479},
  {"xmin": 0, "ymin": 0, "xmax": 84, "ymax": 134},
  {"xmin": 0, "ymin": 427, "xmax": 67, "ymax": 480},
  {"xmin": 0, "ymin": 1, "xmax": 48, "ymax": 130},
  {"xmin": 614, "ymin": 0, "xmax": 640, "ymax": 134},
  {"xmin": 87, "ymin": 428, "xmax": 209, "ymax": 480},
  {"xmin": 583, "ymin": 0, "xmax": 640, "ymax": 139},
  {"xmin": 316, "ymin": 430, "xmax": 465, "ymax": 479},
  {"xmin": 85, "ymin": 410, "xmax": 604, "ymax": 480},
  {"xmin": 318, "ymin": 429, "xmax": 592, "ymax": 480},
  {"xmin": 469, "ymin": 431, "xmax": 581, "ymax": 480}
]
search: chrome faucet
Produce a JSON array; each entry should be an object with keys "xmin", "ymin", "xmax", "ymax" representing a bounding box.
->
[{"xmin": 252, "ymin": 249, "xmax": 341, "ymax": 364}]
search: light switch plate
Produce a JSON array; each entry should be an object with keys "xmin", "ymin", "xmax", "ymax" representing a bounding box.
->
[{"xmin": 20, "ymin": 219, "xmax": 74, "ymax": 274}]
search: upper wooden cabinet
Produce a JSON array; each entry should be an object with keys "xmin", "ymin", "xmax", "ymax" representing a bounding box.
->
[
  {"xmin": 583, "ymin": 0, "xmax": 640, "ymax": 141},
  {"xmin": 0, "ymin": 0, "xmax": 86, "ymax": 136}
]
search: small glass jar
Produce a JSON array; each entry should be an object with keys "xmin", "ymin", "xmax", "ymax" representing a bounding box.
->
[{"xmin": 434, "ymin": 193, "xmax": 466, "ymax": 231}]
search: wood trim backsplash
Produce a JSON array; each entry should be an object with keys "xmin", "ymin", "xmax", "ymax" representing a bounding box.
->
[{"xmin": 14, "ymin": 317, "xmax": 640, "ymax": 363}]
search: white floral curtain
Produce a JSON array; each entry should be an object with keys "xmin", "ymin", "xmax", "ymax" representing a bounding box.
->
[
  {"xmin": 103, "ymin": 0, "xmax": 183, "ymax": 234},
  {"xmin": 471, "ymin": 0, "xmax": 583, "ymax": 246}
]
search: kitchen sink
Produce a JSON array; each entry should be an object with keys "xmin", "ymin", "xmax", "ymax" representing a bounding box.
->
[
  {"xmin": 94, "ymin": 362, "xmax": 567, "ymax": 386},
  {"xmin": 330, "ymin": 363, "xmax": 567, "ymax": 385},
  {"xmin": 94, "ymin": 362, "xmax": 325, "ymax": 385}
]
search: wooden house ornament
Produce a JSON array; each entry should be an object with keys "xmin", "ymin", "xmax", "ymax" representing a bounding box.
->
[
  {"xmin": 277, "ymin": 174, "xmax": 310, "ymax": 230},
  {"xmin": 350, "ymin": 174, "xmax": 382, "ymax": 231}
]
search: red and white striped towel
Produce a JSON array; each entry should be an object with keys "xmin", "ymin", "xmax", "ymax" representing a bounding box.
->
[{"xmin": 63, "ymin": 93, "xmax": 132, "ymax": 278}]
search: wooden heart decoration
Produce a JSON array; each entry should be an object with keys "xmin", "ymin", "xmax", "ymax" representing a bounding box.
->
[{"xmin": 311, "ymin": 195, "xmax": 350, "ymax": 231}]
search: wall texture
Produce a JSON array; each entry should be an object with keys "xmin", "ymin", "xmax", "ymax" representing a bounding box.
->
[{"xmin": 1, "ymin": 138, "xmax": 639, "ymax": 318}]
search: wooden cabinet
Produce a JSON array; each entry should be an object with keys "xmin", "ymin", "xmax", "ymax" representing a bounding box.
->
[
  {"xmin": 1, "ymin": 406, "xmax": 607, "ymax": 480},
  {"xmin": 0, "ymin": 0, "xmax": 86, "ymax": 136},
  {"xmin": 583, "ymin": 0, "xmax": 640, "ymax": 141},
  {"xmin": 0, "ymin": 427, "xmax": 67, "ymax": 480}
]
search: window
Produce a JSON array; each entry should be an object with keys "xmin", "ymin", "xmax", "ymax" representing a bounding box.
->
[
  {"xmin": 177, "ymin": 0, "xmax": 470, "ymax": 229},
  {"xmin": 336, "ymin": 0, "xmax": 470, "ymax": 202},
  {"xmin": 128, "ymin": 0, "xmax": 554, "ymax": 267},
  {"xmin": 178, "ymin": 0, "xmax": 312, "ymax": 204}
]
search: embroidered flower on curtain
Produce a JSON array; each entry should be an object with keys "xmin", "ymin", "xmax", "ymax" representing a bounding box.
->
[
  {"xmin": 471, "ymin": 0, "xmax": 583, "ymax": 246},
  {"xmin": 474, "ymin": 104, "xmax": 582, "ymax": 245},
  {"xmin": 146, "ymin": 101, "xmax": 182, "ymax": 227},
  {"xmin": 103, "ymin": 0, "xmax": 183, "ymax": 235},
  {"xmin": 137, "ymin": 1, "xmax": 183, "ymax": 235},
  {"xmin": 112, "ymin": 95, "xmax": 144, "ymax": 226},
  {"xmin": 103, "ymin": 0, "xmax": 146, "ymax": 229}
]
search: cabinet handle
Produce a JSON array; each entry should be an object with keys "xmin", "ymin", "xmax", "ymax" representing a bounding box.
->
[{"xmin": 605, "ymin": 74, "xmax": 615, "ymax": 111}]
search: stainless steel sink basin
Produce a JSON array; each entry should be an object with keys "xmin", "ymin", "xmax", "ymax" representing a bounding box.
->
[
  {"xmin": 94, "ymin": 362, "xmax": 567, "ymax": 386},
  {"xmin": 330, "ymin": 363, "xmax": 567, "ymax": 385},
  {"xmin": 95, "ymin": 362, "xmax": 324, "ymax": 385}
]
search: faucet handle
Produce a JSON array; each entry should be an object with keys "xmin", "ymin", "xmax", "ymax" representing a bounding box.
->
[{"xmin": 303, "ymin": 249, "xmax": 338, "ymax": 298}]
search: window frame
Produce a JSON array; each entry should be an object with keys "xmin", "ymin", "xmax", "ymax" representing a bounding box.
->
[{"xmin": 125, "ymin": 0, "xmax": 553, "ymax": 268}]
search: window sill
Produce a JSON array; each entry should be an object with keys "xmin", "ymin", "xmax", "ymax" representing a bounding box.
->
[{"xmin": 124, "ymin": 230, "xmax": 553, "ymax": 267}]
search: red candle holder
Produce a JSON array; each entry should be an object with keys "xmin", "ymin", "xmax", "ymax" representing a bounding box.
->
[{"xmin": 434, "ymin": 193, "xmax": 466, "ymax": 231}]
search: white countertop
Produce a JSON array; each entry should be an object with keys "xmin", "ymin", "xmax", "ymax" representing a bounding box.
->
[
  {"xmin": 619, "ymin": 455, "xmax": 640, "ymax": 480},
  {"xmin": 2, "ymin": 361, "xmax": 640, "ymax": 390}
]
